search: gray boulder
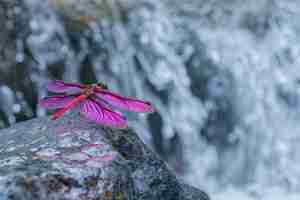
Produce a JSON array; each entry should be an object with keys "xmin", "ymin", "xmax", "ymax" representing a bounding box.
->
[{"xmin": 0, "ymin": 111, "xmax": 209, "ymax": 200}]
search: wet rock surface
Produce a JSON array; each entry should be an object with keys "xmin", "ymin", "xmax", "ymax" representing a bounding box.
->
[{"xmin": 0, "ymin": 111, "xmax": 209, "ymax": 200}]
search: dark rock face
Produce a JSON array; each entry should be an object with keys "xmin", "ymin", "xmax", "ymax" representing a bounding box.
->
[
  {"xmin": 0, "ymin": 0, "xmax": 18, "ymax": 84},
  {"xmin": 0, "ymin": 111, "xmax": 209, "ymax": 200}
]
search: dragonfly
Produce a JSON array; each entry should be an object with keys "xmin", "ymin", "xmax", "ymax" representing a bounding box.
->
[{"xmin": 39, "ymin": 80, "xmax": 154, "ymax": 128}]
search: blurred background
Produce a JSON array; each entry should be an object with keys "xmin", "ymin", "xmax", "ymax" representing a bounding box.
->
[{"xmin": 1, "ymin": 0, "xmax": 300, "ymax": 199}]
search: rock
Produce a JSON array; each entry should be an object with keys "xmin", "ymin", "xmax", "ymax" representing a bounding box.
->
[
  {"xmin": 0, "ymin": 111, "xmax": 209, "ymax": 200},
  {"xmin": 0, "ymin": 0, "xmax": 18, "ymax": 84}
]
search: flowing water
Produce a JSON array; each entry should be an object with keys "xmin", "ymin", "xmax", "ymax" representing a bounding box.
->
[{"xmin": 1, "ymin": 0, "xmax": 300, "ymax": 199}]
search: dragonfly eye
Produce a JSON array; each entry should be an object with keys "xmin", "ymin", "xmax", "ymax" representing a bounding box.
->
[{"xmin": 97, "ymin": 83, "xmax": 108, "ymax": 89}]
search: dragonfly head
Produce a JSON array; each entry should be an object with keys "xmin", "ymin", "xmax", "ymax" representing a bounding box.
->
[{"xmin": 83, "ymin": 83, "xmax": 108, "ymax": 96}]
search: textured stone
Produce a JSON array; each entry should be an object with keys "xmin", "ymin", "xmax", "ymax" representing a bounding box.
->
[{"xmin": 0, "ymin": 111, "xmax": 209, "ymax": 200}]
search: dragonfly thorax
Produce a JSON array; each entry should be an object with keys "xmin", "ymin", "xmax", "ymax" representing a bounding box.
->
[
  {"xmin": 83, "ymin": 86, "xmax": 94, "ymax": 96},
  {"xmin": 83, "ymin": 83, "xmax": 107, "ymax": 96}
]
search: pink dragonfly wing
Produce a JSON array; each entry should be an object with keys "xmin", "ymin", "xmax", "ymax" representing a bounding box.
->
[
  {"xmin": 95, "ymin": 90, "xmax": 154, "ymax": 113},
  {"xmin": 39, "ymin": 95, "xmax": 76, "ymax": 109},
  {"xmin": 47, "ymin": 80, "xmax": 83, "ymax": 94},
  {"xmin": 80, "ymin": 98, "xmax": 127, "ymax": 128}
]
